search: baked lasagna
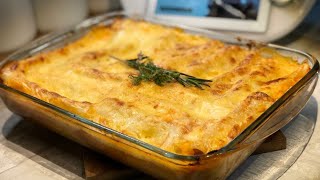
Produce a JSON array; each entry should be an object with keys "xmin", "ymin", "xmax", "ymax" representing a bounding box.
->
[{"xmin": 0, "ymin": 19, "xmax": 309, "ymax": 155}]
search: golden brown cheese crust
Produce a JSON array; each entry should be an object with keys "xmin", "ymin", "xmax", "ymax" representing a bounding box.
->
[{"xmin": 0, "ymin": 19, "xmax": 309, "ymax": 155}]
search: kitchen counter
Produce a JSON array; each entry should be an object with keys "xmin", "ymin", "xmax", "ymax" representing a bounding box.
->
[
  {"xmin": 0, "ymin": 3, "xmax": 320, "ymax": 179},
  {"xmin": 276, "ymin": 2, "xmax": 320, "ymax": 179}
]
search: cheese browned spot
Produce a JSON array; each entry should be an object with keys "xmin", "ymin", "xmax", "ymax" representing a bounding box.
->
[{"xmin": 0, "ymin": 19, "xmax": 309, "ymax": 155}]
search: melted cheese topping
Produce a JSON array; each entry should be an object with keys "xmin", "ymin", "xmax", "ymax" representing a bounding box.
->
[{"xmin": 0, "ymin": 19, "xmax": 309, "ymax": 155}]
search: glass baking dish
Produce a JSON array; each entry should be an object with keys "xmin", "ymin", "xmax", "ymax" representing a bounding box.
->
[{"xmin": 0, "ymin": 12, "xmax": 318, "ymax": 179}]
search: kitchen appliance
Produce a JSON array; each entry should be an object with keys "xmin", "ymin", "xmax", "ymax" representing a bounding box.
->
[{"xmin": 122, "ymin": 0, "xmax": 316, "ymax": 42}]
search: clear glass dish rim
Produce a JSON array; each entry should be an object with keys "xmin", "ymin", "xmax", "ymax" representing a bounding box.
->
[{"xmin": 0, "ymin": 11, "xmax": 319, "ymax": 162}]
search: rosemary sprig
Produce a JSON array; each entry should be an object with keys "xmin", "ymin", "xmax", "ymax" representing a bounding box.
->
[{"xmin": 110, "ymin": 53, "xmax": 212, "ymax": 90}]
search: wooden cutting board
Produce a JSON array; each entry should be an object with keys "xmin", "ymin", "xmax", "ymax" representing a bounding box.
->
[{"xmin": 83, "ymin": 130, "xmax": 286, "ymax": 179}]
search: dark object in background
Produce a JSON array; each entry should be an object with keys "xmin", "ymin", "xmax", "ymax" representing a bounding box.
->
[
  {"xmin": 207, "ymin": 0, "xmax": 259, "ymax": 20},
  {"xmin": 253, "ymin": 130, "xmax": 286, "ymax": 155},
  {"xmin": 83, "ymin": 149, "xmax": 151, "ymax": 180}
]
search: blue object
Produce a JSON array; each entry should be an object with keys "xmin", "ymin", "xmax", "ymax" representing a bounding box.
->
[{"xmin": 155, "ymin": 0, "xmax": 210, "ymax": 17}]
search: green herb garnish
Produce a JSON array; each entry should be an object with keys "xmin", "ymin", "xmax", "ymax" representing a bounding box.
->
[{"xmin": 110, "ymin": 53, "xmax": 212, "ymax": 89}]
